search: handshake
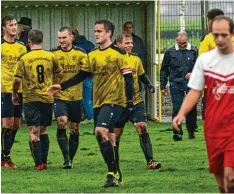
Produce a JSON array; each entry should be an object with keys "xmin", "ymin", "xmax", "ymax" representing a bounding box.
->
[{"xmin": 46, "ymin": 84, "xmax": 62, "ymax": 96}]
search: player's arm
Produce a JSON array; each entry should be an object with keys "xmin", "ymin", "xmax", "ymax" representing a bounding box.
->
[
  {"xmin": 160, "ymin": 50, "xmax": 170, "ymax": 95},
  {"xmin": 47, "ymin": 53, "xmax": 91, "ymax": 96},
  {"xmin": 61, "ymin": 52, "xmax": 91, "ymax": 90},
  {"xmin": 47, "ymin": 70, "xmax": 90, "ymax": 96},
  {"xmin": 137, "ymin": 58, "xmax": 155, "ymax": 93},
  {"xmin": 122, "ymin": 68, "xmax": 134, "ymax": 110},
  {"xmin": 120, "ymin": 53, "xmax": 134, "ymax": 109},
  {"xmin": 12, "ymin": 59, "xmax": 24, "ymax": 105},
  {"xmin": 52, "ymin": 55, "xmax": 63, "ymax": 84}
]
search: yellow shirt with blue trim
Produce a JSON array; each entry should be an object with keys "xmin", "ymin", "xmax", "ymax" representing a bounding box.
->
[
  {"xmin": 81, "ymin": 44, "xmax": 130, "ymax": 108},
  {"xmin": 14, "ymin": 49, "xmax": 63, "ymax": 103},
  {"xmin": 51, "ymin": 46, "xmax": 88, "ymax": 101},
  {"xmin": 1, "ymin": 39, "xmax": 27, "ymax": 93},
  {"xmin": 127, "ymin": 53, "xmax": 145, "ymax": 105}
]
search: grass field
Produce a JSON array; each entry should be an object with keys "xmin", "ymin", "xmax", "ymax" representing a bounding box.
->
[{"xmin": 2, "ymin": 121, "xmax": 218, "ymax": 193}]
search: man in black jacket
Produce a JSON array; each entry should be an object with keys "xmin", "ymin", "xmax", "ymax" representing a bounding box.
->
[
  {"xmin": 17, "ymin": 17, "xmax": 31, "ymax": 51},
  {"xmin": 160, "ymin": 31, "xmax": 198, "ymax": 141}
]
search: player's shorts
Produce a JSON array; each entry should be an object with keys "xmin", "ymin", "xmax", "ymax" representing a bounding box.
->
[
  {"xmin": 205, "ymin": 135, "xmax": 234, "ymax": 174},
  {"xmin": 115, "ymin": 102, "xmax": 147, "ymax": 128},
  {"xmin": 54, "ymin": 99, "xmax": 82, "ymax": 123},
  {"xmin": 24, "ymin": 102, "xmax": 53, "ymax": 127},
  {"xmin": 1, "ymin": 92, "xmax": 23, "ymax": 118},
  {"xmin": 94, "ymin": 104, "xmax": 123, "ymax": 133}
]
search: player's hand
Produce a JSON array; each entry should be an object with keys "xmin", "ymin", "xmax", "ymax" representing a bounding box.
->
[
  {"xmin": 12, "ymin": 93, "xmax": 20, "ymax": 105},
  {"xmin": 172, "ymin": 115, "xmax": 185, "ymax": 132},
  {"xmin": 161, "ymin": 89, "xmax": 168, "ymax": 96},
  {"xmin": 148, "ymin": 85, "xmax": 155, "ymax": 93},
  {"xmin": 126, "ymin": 101, "xmax": 134, "ymax": 113},
  {"xmin": 46, "ymin": 84, "xmax": 62, "ymax": 96},
  {"xmin": 185, "ymin": 73, "xmax": 192, "ymax": 80}
]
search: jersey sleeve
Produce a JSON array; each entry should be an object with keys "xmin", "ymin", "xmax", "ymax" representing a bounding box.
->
[
  {"xmin": 137, "ymin": 58, "xmax": 145, "ymax": 76},
  {"xmin": 81, "ymin": 53, "xmax": 91, "ymax": 72},
  {"xmin": 52, "ymin": 54, "xmax": 63, "ymax": 73},
  {"xmin": 14, "ymin": 59, "xmax": 25, "ymax": 78},
  {"xmin": 188, "ymin": 56, "xmax": 205, "ymax": 91},
  {"xmin": 119, "ymin": 53, "xmax": 131, "ymax": 71},
  {"xmin": 22, "ymin": 45, "xmax": 27, "ymax": 55},
  {"xmin": 80, "ymin": 52, "xmax": 90, "ymax": 71}
]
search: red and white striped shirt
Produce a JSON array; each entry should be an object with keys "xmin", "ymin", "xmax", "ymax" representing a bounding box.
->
[{"xmin": 188, "ymin": 48, "xmax": 234, "ymax": 137}]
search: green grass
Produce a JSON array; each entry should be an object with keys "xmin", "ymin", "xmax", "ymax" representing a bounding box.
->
[{"xmin": 2, "ymin": 121, "xmax": 218, "ymax": 193}]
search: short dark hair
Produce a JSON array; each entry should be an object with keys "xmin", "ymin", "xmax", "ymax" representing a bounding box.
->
[
  {"xmin": 123, "ymin": 21, "xmax": 134, "ymax": 28},
  {"xmin": 1, "ymin": 14, "xmax": 16, "ymax": 27},
  {"xmin": 212, "ymin": 15, "xmax": 234, "ymax": 33},
  {"xmin": 59, "ymin": 27, "xmax": 72, "ymax": 34},
  {"xmin": 95, "ymin": 20, "xmax": 115, "ymax": 38},
  {"xmin": 28, "ymin": 29, "xmax": 43, "ymax": 44},
  {"xmin": 116, "ymin": 31, "xmax": 132, "ymax": 43},
  {"xmin": 207, "ymin": 9, "xmax": 224, "ymax": 20},
  {"xmin": 72, "ymin": 29, "xmax": 79, "ymax": 39}
]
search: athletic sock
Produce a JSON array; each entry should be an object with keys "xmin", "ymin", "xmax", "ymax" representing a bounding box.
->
[
  {"xmin": 69, "ymin": 132, "xmax": 79, "ymax": 162},
  {"xmin": 139, "ymin": 133, "xmax": 153, "ymax": 163},
  {"xmin": 10, "ymin": 129, "xmax": 18, "ymax": 148},
  {"xmin": 31, "ymin": 141, "xmax": 42, "ymax": 166},
  {"xmin": 57, "ymin": 129, "xmax": 69, "ymax": 162},
  {"xmin": 40, "ymin": 134, "xmax": 49, "ymax": 164},
  {"xmin": 3, "ymin": 128, "xmax": 13, "ymax": 159},
  {"xmin": 1, "ymin": 129, "xmax": 5, "ymax": 161},
  {"xmin": 29, "ymin": 141, "xmax": 36, "ymax": 163},
  {"xmin": 99, "ymin": 140, "xmax": 116, "ymax": 173}
]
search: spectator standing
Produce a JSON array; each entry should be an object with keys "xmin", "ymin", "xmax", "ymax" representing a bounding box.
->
[
  {"xmin": 17, "ymin": 17, "xmax": 32, "ymax": 51},
  {"xmin": 72, "ymin": 29, "xmax": 95, "ymax": 124},
  {"xmin": 160, "ymin": 31, "xmax": 198, "ymax": 141}
]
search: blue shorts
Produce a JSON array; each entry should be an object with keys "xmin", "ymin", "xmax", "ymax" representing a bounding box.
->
[
  {"xmin": 54, "ymin": 99, "xmax": 82, "ymax": 123},
  {"xmin": 94, "ymin": 104, "xmax": 123, "ymax": 133},
  {"xmin": 24, "ymin": 102, "xmax": 53, "ymax": 126},
  {"xmin": 1, "ymin": 93, "xmax": 23, "ymax": 118},
  {"xmin": 115, "ymin": 102, "xmax": 147, "ymax": 128}
]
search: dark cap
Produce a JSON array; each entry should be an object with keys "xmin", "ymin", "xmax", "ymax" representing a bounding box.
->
[{"xmin": 17, "ymin": 17, "xmax": 32, "ymax": 27}]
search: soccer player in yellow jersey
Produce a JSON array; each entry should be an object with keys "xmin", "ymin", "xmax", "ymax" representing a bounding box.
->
[
  {"xmin": 114, "ymin": 32, "xmax": 161, "ymax": 177},
  {"xmin": 51, "ymin": 27, "xmax": 88, "ymax": 169},
  {"xmin": 12, "ymin": 30, "xmax": 63, "ymax": 171},
  {"xmin": 1, "ymin": 15, "xmax": 27, "ymax": 168},
  {"xmin": 47, "ymin": 20, "xmax": 134, "ymax": 187},
  {"xmin": 199, "ymin": 9, "xmax": 225, "ymax": 55}
]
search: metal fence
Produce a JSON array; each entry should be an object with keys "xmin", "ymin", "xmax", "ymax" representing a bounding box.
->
[{"xmin": 156, "ymin": 0, "xmax": 234, "ymax": 122}]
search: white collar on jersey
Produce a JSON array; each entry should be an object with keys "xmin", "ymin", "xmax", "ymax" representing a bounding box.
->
[{"xmin": 175, "ymin": 42, "xmax": 191, "ymax": 50}]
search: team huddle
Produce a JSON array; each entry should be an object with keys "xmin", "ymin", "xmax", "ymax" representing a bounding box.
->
[
  {"xmin": 1, "ymin": 10, "xmax": 234, "ymax": 191},
  {"xmin": 1, "ymin": 15, "xmax": 161, "ymax": 187}
]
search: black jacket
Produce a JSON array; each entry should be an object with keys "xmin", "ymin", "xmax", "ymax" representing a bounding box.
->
[
  {"xmin": 160, "ymin": 44, "xmax": 198, "ymax": 90},
  {"xmin": 18, "ymin": 31, "xmax": 30, "ymax": 51},
  {"xmin": 131, "ymin": 33, "xmax": 147, "ymax": 67}
]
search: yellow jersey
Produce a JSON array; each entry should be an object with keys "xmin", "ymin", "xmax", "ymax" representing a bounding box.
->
[
  {"xmin": 127, "ymin": 53, "xmax": 145, "ymax": 105},
  {"xmin": 199, "ymin": 33, "xmax": 234, "ymax": 55},
  {"xmin": 51, "ymin": 46, "xmax": 88, "ymax": 101},
  {"xmin": 14, "ymin": 49, "xmax": 63, "ymax": 103},
  {"xmin": 1, "ymin": 39, "xmax": 27, "ymax": 93},
  {"xmin": 81, "ymin": 44, "xmax": 130, "ymax": 108}
]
